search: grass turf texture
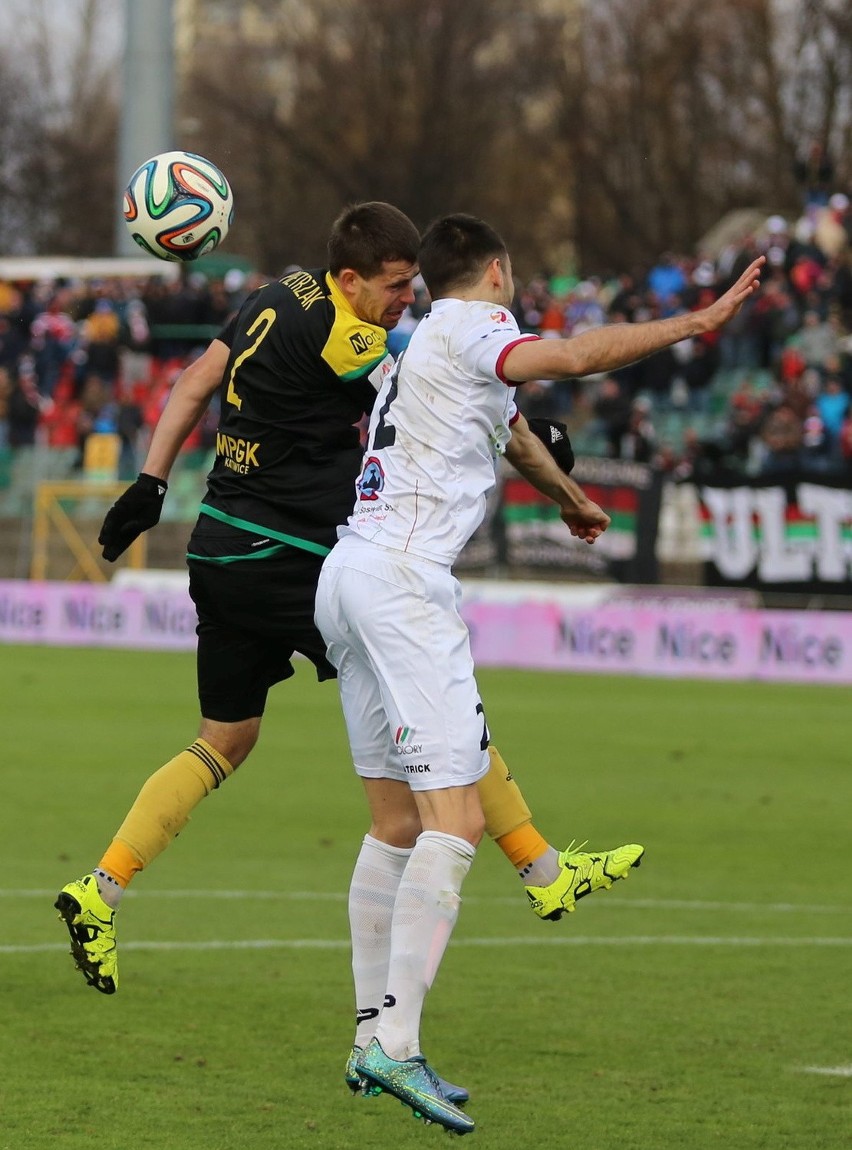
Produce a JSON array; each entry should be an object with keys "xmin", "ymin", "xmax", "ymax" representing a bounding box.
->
[{"xmin": 2, "ymin": 645, "xmax": 850, "ymax": 1150}]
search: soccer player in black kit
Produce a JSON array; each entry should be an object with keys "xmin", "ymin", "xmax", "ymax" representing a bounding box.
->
[{"xmin": 55, "ymin": 204, "xmax": 643, "ymax": 1033}]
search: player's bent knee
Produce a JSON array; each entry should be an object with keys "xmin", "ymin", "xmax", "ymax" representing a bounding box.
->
[{"xmin": 198, "ymin": 717, "xmax": 260, "ymax": 768}]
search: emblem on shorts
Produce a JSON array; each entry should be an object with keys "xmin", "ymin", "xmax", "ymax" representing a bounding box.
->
[
  {"xmin": 394, "ymin": 726, "xmax": 423, "ymax": 755},
  {"xmin": 358, "ymin": 456, "xmax": 384, "ymax": 501}
]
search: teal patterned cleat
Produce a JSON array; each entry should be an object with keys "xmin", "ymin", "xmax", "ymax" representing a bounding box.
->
[
  {"xmin": 345, "ymin": 1044, "xmax": 470, "ymax": 1105},
  {"xmin": 354, "ymin": 1039, "xmax": 474, "ymax": 1134}
]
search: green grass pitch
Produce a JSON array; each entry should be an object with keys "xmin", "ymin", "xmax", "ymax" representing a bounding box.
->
[{"xmin": 2, "ymin": 645, "xmax": 850, "ymax": 1149}]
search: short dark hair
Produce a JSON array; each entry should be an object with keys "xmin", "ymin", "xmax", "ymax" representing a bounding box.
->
[
  {"xmin": 417, "ymin": 214, "xmax": 508, "ymax": 299},
  {"xmin": 327, "ymin": 202, "xmax": 420, "ymax": 278}
]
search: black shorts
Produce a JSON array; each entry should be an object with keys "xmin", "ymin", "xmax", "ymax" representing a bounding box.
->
[{"xmin": 188, "ymin": 549, "xmax": 336, "ymax": 723}]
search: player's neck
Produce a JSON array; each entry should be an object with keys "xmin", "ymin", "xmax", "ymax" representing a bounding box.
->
[{"xmin": 437, "ymin": 280, "xmax": 503, "ymax": 305}]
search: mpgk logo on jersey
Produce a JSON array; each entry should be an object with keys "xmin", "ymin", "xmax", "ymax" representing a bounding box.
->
[{"xmin": 216, "ymin": 433, "xmax": 260, "ymax": 474}]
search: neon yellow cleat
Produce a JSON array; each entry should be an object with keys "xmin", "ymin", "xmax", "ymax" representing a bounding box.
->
[
  {"xmin": 526, "ymin": 841, "xmax": 645, "ymax": 921},
  {"xmin": 55, "ymin": 874, "xmax": 119, "ymax": 994}
]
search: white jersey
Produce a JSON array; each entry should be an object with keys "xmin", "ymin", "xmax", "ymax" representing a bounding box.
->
[{"xmin": 346, "ymin": 298, "xmax": 538, "ymax": 564}]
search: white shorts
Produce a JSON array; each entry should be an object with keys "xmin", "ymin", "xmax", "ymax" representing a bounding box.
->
[{"xmin": 314, "ymin": 533, "xmax": 490, "ymax": 791}]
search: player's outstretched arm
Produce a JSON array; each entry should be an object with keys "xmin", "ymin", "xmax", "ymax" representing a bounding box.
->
[
  {"xmin": 505, "ymin": 413, "xmax": 611, "ymax": 544},
  {"xmin": 501, "ymin": 256, "xmax": 765, "ymax": 383},
  {"xmin": 141, "ymin": 338, "xmax": 230, "ymax": 480},
  {"xmin": 98, "ymin": 338, "xmax": 229, "ymax": 562}
]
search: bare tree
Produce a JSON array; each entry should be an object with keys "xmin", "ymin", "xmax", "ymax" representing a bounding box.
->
[
  {"xmin": 555, "ymin": 0, "xmax": 852, "ymax": 272},
  {"xmin": 3, "ymin": 0, "xmax": 850, "ymax": 274},
  {"xmin": 554, "ymin": 0, "xmax": 791, "ymax": 270},
  {"xmin": 0, "ymin": 53, "xmax": 42, "ymax": 254},
  {"xmin": 0, "ymin": 0, "xmax": 120, "ymax": 255},
  {"xmin": 180, "ymin": 0, "xmax": 572, "ymax": 275}
]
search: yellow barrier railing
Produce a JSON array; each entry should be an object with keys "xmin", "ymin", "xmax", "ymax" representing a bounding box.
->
[{"xmin": 31, "ymin": 482, "xmax": 146, "ymax": 581}]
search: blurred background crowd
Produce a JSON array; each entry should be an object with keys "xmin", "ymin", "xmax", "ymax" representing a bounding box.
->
[{"xmin": 2, "ymin": 189, "xmax": 852, "ymax": 509}]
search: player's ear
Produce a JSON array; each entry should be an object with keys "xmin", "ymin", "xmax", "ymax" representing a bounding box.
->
[{"xmin": 336, "ymin": 267, "xmax": 361, "ymax": 296}]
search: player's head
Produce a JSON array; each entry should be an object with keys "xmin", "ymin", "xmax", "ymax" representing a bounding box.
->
[
  {"xmin": 418, "ymin": 214, "xmax": 513, "ymax": 306},
  {"xmin": 328, "ymin": 202, "xmax": 420, "ymax": 329}
]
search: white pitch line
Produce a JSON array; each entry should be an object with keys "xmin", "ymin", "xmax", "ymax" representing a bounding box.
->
[
  {"xmin": 5, "ymin": 935, "xmax": 852, "ymax": 956},
  {"xmin": 3, "ymin": 890, "xmax": 851, "ymax": 915},
  {"xmin": 799, "ymin": 1065, "xmax": 852, "ymax": 1077}
]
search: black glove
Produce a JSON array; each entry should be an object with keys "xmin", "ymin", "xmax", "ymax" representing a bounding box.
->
[
  {"xmin": 98, "ymin": 473, "xmax": 168, "ymax": 562},
  {"xmin": 527, "ymin": 418, "xmax": 575, "ymax": 475}
]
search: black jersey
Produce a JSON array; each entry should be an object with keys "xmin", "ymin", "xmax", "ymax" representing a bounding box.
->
[{"xmin": 190, "ymin": 268, "xmax": 395, "ymax": 560}]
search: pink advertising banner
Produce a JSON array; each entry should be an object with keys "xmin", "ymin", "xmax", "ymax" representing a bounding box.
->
[
  {"xmin": 0, "ymin": 580, "xmax": 849, "ymax": 684},
  {"xmin": 0, "ymin": 580, "xmax": 198, "ymax": 650},
  {"xmin": 464, "ymin": 600, "xmax": 850, "ymax": 684}
]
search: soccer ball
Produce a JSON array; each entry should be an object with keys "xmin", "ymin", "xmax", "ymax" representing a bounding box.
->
[{"xmin": 123, "ymin": 150, "xmax": 234, "ymax": 262}]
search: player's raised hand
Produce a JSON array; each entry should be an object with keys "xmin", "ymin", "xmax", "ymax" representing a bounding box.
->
[
  {"xmin": 699, "ymin": 256, "xmax": 765, "ymax": 332},
  {"xmin": 98, "ymin": 473, "xmax": 168, "ymax": 561}
]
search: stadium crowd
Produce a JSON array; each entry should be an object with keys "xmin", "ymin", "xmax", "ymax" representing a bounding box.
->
[{"xmin": 1, "ymin": 192, "xmax": 851, "ymax": 499}]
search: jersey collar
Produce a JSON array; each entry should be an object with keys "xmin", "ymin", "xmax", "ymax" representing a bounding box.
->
[{"xmin": 326, "ymin": 271, "xmax": 360, "ymax": 318}]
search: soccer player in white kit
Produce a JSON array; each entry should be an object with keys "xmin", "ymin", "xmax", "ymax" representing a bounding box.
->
[{"xmin": 314, "ymin": 215, "xmax": 764, "ymax": 1133}]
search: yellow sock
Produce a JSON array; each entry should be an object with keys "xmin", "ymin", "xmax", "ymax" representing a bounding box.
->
[
  {"xmin": 477, "ymin": 746, "xmax": 532, "ymax": 838},
  {"xmin": 98, "ymin": 739, "xmax": 235, "ymax": 887},
  {"xmin": 476, "ymin": 745, "xmax": 548, "ymax": 866},
  {"xmin": 495, "ymin": 823, "xmax": 552, "ymax": 870}
]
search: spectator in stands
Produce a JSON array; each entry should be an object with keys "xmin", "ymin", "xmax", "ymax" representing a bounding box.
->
[
  {"xmin": 751, "ymin": 272, "xmax": 800, "ymax": 369},
  {"xmin": 606, "ymin": 272, "xmax": 643, "ymax": 321},
  {"xmin": 7, "ymin": 361, "xmax": 42, "ymax": 447},
  {"xmin": 29, "ymin": 293, "xmax": 78, "ymax": 397},
  {"xmin": 813, "ymin": 193, "xmax": 850, "ymax": 261},
  {"xmin": 591, "ymin": 375, "xmax": 632, "ymax": 456},
  {"xmin": 617, "ymin": 396, "xmax": 657, "ymax": 463},
  {"xmin": 115, "ymin": 380, "xmax": 146, "ymax": 480},
  {"xmin": 647, "ymin": 253, "xmax": 687, "ymax": 314},
  {"xmin": 756, "ymin": 403, "xmax": 803, "ymax": 476},
  {"xmin": 722, "ymin": 376, "xmax": 768, "ymax": 471},
  {"xmin": 786, "ymin": 221, "xmax": 826, "ymax": 301},
  {"xmin": 40, "ymin": 373, "xmax": 83, "ymax": 454},
  {"xmin": 563, "ymin": 280, "xmax": 606, "ymax": 334},
  {"xmin": 204, "ymin": 279, "xmax": 237, "ymax": 329},
  {"xmin": 815, "ymin": 375, "xmax": 850, "ymax": 458},
  {"xmin": 118, "ymin": 297, "xmax": 153, "ymax": 390},
  {"xmin": 80, "ymin": 299, "xmax": 121, "ymax": 382},
  {"xmin": 798, "ymin": 308, "xmax": 840, "ymax": 370},
  {"xmin": 514, "ymin": 376, "xmax": 573, "ymax": 423},
  {"xmin": 801, "ymin": 403, "xmax": 830, "ymax": 474}
]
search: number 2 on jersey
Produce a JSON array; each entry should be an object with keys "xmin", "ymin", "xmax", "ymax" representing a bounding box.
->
[
  {"xmin": 372, "ymin": 352, "xmax": 404, "ymax": 449},
  {"xmin": 225, "ymin": 308, "xmax": 276, "ymax": 410}
]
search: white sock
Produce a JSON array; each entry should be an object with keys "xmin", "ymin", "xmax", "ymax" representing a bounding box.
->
[
  {"xmin": 93, "ymin": 868, "xmax": 124, "ymax": 909},
  {"xmin": 349, "ymin": 834, "xmax": 412, "ymax": 1050},
  {"xmin": 518, "ymin": 845, "xmax": 561, "ymax": 886},
  {"xmin": 374, "ymin": 830, "xmax": 476, "ymax": 1062}
]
